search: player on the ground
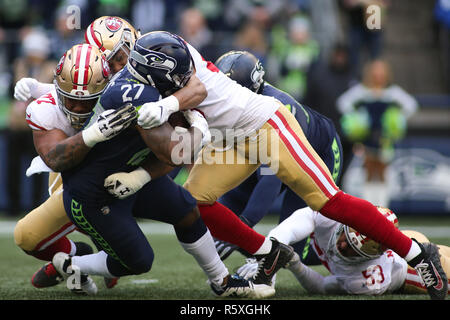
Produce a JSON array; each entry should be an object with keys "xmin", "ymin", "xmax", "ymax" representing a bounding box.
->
[
  {"xmin": 237, "ymin": 207, "xmax": 450, "ymax": 297},
  {"xmin": 106, "ymin": 31, "xmax": 447, "ymax": 299},
  {"xmin": 13, "ymin": 17, "xmax": 141, "ymax": 291},
  {"xmin": 211, "ymin": 50, "xmax": 340, "ymax": 264}
]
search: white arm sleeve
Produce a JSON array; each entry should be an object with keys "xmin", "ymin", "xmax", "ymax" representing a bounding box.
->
[
  {"xmin": 31, "ymin": 83, "xmax": 55, "ymax": 99},
  {"xmin": 288, "ymin": 260, "xmax": 345, "ymax": 294},
  {"xmin": 268, "ymin": 207, "xmax": 316, "ymax": 245}
]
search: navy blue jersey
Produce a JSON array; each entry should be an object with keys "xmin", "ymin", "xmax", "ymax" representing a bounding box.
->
[{"xmin": 62, "ymin": 67, "xmax": 161, "ymax": 205}]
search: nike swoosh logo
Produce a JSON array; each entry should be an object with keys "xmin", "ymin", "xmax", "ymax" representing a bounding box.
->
[
  {"xmin": 264, "ymin": 251, "xmax": 280, "ymax": 276},
  {"xmin": 431, "ymin": 262, "xmax": 444, "ymax": 290}
]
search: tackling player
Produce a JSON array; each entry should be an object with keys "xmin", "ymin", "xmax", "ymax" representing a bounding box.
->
[
  {"xmin": 107, "ymin": 31, "xmax": 447, "ymax": 299},
  {"xmin": 212, "ymin": 50, "xmax": 340, "ymax": 265},
  {"xmin": 14, "ymin": 17, "xmax": 208, "ymax": 293},
  {"xmin": 46, "ymin": 40, "xmax": 275, "ymax": 298},
  {"xmin": 237, "ymin": 207, "xmax": 450, "ymax": 297},
  {"xmin": 13, "ymin": 17, "xmax": 141, "ymax": 291}
]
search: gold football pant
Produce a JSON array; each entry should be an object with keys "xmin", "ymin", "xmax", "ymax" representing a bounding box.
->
[
  {"xmin": 14, "ymin": 173, "xmax": 74, "ymax": 252},
  {"xmin": 401, "ymin": 230, "xmax": 450, "ymax": 294},
  {"xmin": 184, "ymin": 105, "xmax": 340, "ymax": 211}
]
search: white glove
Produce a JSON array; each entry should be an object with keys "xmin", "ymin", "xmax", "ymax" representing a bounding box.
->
[
  {"xmin": 183, "ymin": 109, "xmax": 211, "ymax": 146},
  {"xmin": 104, "ymin": 167, "xmax": 151, "ymax": 199},
  {"xmin": 14, "ymin": 78, "xmax": 38, "ymax": 101},
  {"xmin": 236, "ymin": 258, "xmax": 259, "ymax": 280},
  {"xmin": 82, "ymin": 103, "xmax": 137, "ymax": 147},
  {"xmin": 14, "ymin": 78, "xmax": 54, "ymax": 101},
  {"xmin": 137, "ymin": 95, "xmax": 179, "ymax": 129}
]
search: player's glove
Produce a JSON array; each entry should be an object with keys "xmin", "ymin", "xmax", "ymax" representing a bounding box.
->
[
  {"xmin": 183, "ymin": 109, "xmax": 211, "ymax": 146},
  {"xmin": 104, "ymin": 167, "xmax": 151, "ymax": 200},
  {"xmin": 236, "ymin": 258, "xmax": 259, "ymax": 280},
  {"xmin": 14, "ymin": 78, "xmax": 55, "ymax": 101},
  {"xmin": 82, "ymin": 103, "xmax": 137, "ymax": 147},
  {"xmin": 137, "ymin": 95, "xmax": 179, "ymax": 129},
  {"xmin": 214, "ymin": 216, "xmax": 253, "ymax": 260}
]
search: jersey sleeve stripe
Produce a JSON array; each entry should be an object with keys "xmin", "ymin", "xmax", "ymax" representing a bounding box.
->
[{"xmin": 26, "ymin": 119, "xmax": 47, "ymax": 131}]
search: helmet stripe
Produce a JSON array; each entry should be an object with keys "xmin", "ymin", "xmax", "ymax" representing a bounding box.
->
[
  {"xmin": 73, "ymin": 45, "xmax": 82, "ymax": 90},
  {"xmin": 82, "ymin": 45, "xmax": 92, "ymax": 90},
  {"xmin": 88, "ymin": 23, "xmax": 104, "ymax": 51}
]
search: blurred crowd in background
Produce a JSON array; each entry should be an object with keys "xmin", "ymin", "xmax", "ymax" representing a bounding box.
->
[{"xmin": 0, "ymin": 0, "xmax": 449, "ymax": 217}]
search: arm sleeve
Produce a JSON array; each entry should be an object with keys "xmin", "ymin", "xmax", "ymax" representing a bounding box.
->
[
  {"xmin": 268, "ymin": 207, "xmax": 316, "ymax": 245},
  {"xmin": 25, "ymin": 101, "xmax": 56, "ymax": 131},
  {"xmin": 239, "ymin": 169, "xmax": 283, "ymax": 227},
  {"xmin": 31, "ymin": 83, "xmax": 55, "ymax": 99},
  {"xmin": 289, "ymin": 261, "xmax": 346, "ymax": 294}
]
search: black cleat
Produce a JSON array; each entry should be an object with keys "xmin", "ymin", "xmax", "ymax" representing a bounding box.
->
[
  {"xmin": 252, "ymin": 237, "xmax": 294, "ymax": 286},
  {"xmin": 408, "ymin": 239, "xmax": 448, "ymax": 300}
]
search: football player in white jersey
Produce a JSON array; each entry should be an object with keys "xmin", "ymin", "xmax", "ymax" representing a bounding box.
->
[
  {"xmin": 237, "ymin": 207, "xmax": 450, "ymax": 296},
  {"xmin": 105, "ymin": 31, "xmax": 447, "ymax": 299}
]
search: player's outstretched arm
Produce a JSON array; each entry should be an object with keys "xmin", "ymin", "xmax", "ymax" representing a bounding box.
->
[{"xmin": 137, "ymin": 74, "xmax": 207, "ymax": 129}]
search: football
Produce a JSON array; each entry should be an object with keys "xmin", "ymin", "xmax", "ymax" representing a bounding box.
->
[{"xmin": 168, "ymin": 111, "xmax": 190, "ymax": 128}]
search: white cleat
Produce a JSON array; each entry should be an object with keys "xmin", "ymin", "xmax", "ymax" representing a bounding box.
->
[{"xmin": 52, "ymin": 252, "xmax": 98, "ymax": 295}]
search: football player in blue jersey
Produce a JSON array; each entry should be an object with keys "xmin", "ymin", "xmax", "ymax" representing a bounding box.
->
[
  {"xmin": 49, "ymin": 36, "xmax": 275, "ymax": 298},
  {"xmin": 211, "ymin": 50, "xmax": 343, "ymax": 264}
]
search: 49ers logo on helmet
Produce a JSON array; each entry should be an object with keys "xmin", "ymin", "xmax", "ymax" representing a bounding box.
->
[
  {"xmin": 101, "ymin": 56, "xmax": 110, "ymax": 78},
  {"xmin": 55, "ymin": 53, "xmax": 66, "ymax": 75},
  {"xmin": 105, "ymin": 17, "xmax": 123, "ymax": 32}
]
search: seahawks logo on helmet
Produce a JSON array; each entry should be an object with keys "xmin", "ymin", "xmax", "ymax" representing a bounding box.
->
[
  {"xmin": 145, "ymin": 51, "xmax": 177, "ymax": 71},
  {"xmin": 250, "ymin": 61, "xmax": 265, "ymax": 90}
]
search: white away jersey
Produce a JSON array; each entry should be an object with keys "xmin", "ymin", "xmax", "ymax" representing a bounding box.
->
[
  {"xmin": 187, "ymin": 43, "xmax": 279, "ymax": 138},
  {"xmin": 310, "ymin": 212, "xmax": 407, "ymax": 295},
  {"xmin": 26, "ymin": 89, "xmax": 77, "ymax": 137}
]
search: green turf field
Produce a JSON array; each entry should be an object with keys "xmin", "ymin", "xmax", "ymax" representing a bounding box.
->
[{"xmin": 0, "ymin": 215, "xmax": 449, "ymax": 301}]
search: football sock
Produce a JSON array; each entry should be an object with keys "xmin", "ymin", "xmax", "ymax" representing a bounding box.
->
[
  {"xmin": 198, "ymin": 202, "xmax": 268, "ymax": 255},
  {"xmin": 179, "ymin": 230, "xmax": 229, "ymax": 286},
  {"xmin": 29, "ymin": 236, "xmax": 72, "ymax": 261},
  {"xmin": 320, "ymin": 191, "xmax": 413, "ymax": 258},
  {"xmin": 72, "ymin": 251, "xmax": 114, "ymax": 278}
]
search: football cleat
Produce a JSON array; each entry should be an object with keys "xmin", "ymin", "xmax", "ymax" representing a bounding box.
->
[
  {"xmin": 210, "ymin": 274, "xmax": 275, "ymax": 299},
  {"xmin": 31, "ymin": 241, "xmax": 94, "ymax": 289},
  {"xmin": 409, "ymin": 240, "xmax": 448, "ymax": 300},
  {"xmin": 52, "ymin": 252, "xmax": 98, "ymax": 295},
  {"xmin": 104, "ymin": 277, "xmax": 119, "ymax": 289},
  {"xmin": 31, "ymin": 262, "xmax": 63, "ymax": 288},
  {"xmin": 252, "ymin": 237, "xmax": 294, "ymax": 286},
  {"xmin": 237, "ymin": 258, "xmax": 277, "ymax": 288}
]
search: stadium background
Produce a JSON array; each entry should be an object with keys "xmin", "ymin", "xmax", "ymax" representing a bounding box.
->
[{"xmin": 0, "ymin": 0, "xmax": 449, "ymax": 219}]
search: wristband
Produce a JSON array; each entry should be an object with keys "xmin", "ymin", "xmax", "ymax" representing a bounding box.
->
[
  {"xmin": 82, "ymin": 125, "xmax": 103, "ymax": 148},
  {"xmin": 131, "ymin": 167, "xmax": 152, "ymax": 186}
]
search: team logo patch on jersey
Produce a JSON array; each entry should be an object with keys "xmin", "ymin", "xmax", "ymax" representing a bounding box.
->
[{"xmin": 105, "ymin": 17, "xmax": 123, "ymax": 32}]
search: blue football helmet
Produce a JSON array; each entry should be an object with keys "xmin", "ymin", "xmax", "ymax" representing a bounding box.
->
[
  {"xmin": 215, "ymin": 50, "xmax": 265, "ymax": 93},
  {"xmin": 127, "ymin": 31, "xmax": 193, "ymax": 96}
]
